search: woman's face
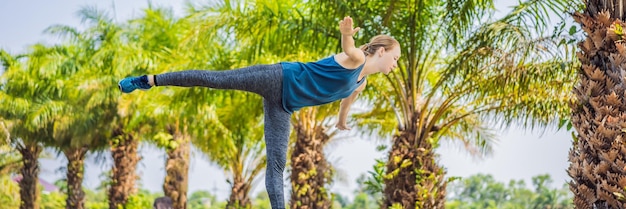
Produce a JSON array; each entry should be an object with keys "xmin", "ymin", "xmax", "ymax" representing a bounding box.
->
[{"xmin": 378, "ymin": 46, "xmax": 401, "ymax": 74}]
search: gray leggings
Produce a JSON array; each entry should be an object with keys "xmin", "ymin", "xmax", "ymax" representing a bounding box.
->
[{"xmin": 155, "ymin": 64, "xmax": 290, "ymax": 209}]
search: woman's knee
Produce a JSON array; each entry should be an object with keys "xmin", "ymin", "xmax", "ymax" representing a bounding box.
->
[{"xmin": 268, "ymin": 156, "xmax": 286, "ymax": 172}]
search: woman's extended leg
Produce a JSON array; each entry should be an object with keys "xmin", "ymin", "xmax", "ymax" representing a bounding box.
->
[
  {"xmin": 263, "ymin": 97, "xmax": 291, "ymax": 209},
  {"xmin": 119, "ymin": 64, "xmax": 283, "ymax": 98},
  {"xmin": 155, "ymin": 64, "xmax": 282, "ymax": 98}
]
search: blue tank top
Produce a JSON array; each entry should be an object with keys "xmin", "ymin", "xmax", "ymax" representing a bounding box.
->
[{"xmin": 280, "ymin": 55, "xmax": 366, "ymax": 113}]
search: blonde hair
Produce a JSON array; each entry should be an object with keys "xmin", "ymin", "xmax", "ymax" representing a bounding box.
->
[{"xmin": 359, "ymin": 35, "xmax": 399, "ymax": 56}]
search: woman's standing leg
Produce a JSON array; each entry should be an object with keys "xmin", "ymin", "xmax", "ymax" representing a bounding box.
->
[{"xmin": 262, "ymin": 93, "xmax": 291, "ymax": 209}]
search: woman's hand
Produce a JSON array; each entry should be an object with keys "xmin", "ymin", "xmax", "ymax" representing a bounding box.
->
[
  {"xmin": 335, "ymin": 122, "xmax": 351, "ymax": 131},
  {"xmin": 339, "ymin": 16, "xmax": 360, "ymax": 36}
]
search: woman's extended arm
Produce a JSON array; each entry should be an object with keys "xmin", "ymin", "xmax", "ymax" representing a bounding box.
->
[
  {"xmin": 339, "ymin": 16, "xmax": 365, "ymax": 63},
  {"xmin": 336, "ymin": 80, "xmax": 367, "ymax": 130}
]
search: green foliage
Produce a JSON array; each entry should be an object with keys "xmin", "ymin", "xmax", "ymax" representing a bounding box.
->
[
  {"xmin": 343, "ymin": 192, "xmax": 378, "ymax": 209},
  {"xmin": 249, "ymin": 192, "xmax": 271, "ymax": 209},
  {"xmin": 0, "ymin": 175, "xmax": 19, "ymax": 209},
  {"xmin": 124, "ymin": 192, "xmax": 160, "ymax": 209},
  {"xmin": 152, "ymin": 132, "xmax": 177, "ymax": 150},
  {"xmin": 446, "ymin": 173, "xmax": 573, "ymax": 209},
  {"xmin": 0, "ymin": 145, "xmax": 20, "ymax": 175},
  {"xmin": 187, "ymin": 190, "xmax": 218, "ymax": 209},
  {"xmin": 87, "ymin": 188, "xmax": 164, "ymax": 209},
  {"xmin": 40, "ymin": 192, "xmax": 66, "ymax": 209},
  {"xmin": 362, "ymin": 159, "xmax": 385, "ymax": 204},
  {"xmin": 0, "ymin": 171, "xmax": 575, "ymax": 209}
]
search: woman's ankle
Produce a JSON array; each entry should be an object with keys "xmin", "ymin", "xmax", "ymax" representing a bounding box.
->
[{"xmin": 148, "ymin": 75, "xmax": 156, "ymax": 86}]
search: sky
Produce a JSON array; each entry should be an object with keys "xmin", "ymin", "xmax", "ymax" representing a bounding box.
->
[{"xmin": 0, "ymin": 0, "xmax": 573, "ymax": 202}]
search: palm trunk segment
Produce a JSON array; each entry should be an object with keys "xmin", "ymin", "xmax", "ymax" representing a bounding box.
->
[
  {"xmin": 64, "ymin": 146, "xmax": 88, "ymax": 209},
  {"xmin": 18, "ymin": 142, "xmax": 42, "ymax": 209},
  {"xmin": 109, "ymin": 128, "xmax": 140, "ymax": 209},
  {"xmin": 290, "ymin": 112, "xmax": 333, "ymax": 209},
  {"xmin": 383, "ymin": 119, "xmax": 446, "ymax": 209},
  {"xmin": 164, "ymin": 126, "xmax": 190, "ymax": 209},
  {"xmin": 569, "ymin": 5, "xmax": 626, "ymax": 208},
  {"xmin": 226, "ymin": 175, "xmax": 252, "ymax": 209}
]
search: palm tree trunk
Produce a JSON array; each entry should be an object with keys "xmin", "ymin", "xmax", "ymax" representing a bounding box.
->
[
  {"xmin": 108, "ymin": 127, "xmax": 140, "ymax": 209},
  {"xmin": 17, "ymin": 142, "xmax": 42, "ymax": 209},
  {"xmin": 383, "ymin": 117, "xmax": 446, "ymax": 209},
  {"xmin": 226, "ymin": 175, "xmax": 252, "ymax": 209},
  {"xmin": 64, "ymin": 146, "xmax": 88, "ymax": 209},
  {"xmin": 290, "ymin": 112, "xmax": 332, "ymax": 209},
  {"xmin": 569, "ymin": 2, "xmax": 626, "ymax": 208},
  {"xmin": 163, "ymin": 125, "xmax": 190, "ymax": 209}
]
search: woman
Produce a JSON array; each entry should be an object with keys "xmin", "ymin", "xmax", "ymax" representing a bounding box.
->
[{"xmin": 118, "ymin": 16, "xmax": 400, "ymax": 209}]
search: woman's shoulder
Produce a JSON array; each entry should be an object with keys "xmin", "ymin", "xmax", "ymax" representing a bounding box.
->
[{"xmin": 333, "ymin": 53, "xmax": 365, "ymax": 70}]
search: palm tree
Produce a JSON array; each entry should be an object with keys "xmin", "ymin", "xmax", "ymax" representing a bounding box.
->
[
  {"xmin": 568, "ymin": 1, "xmax": 626, "ymax": 208},
  {"xmin": 126, "ymin": 6, "xmax": 269, "ymax": 208},
  {"xmin": 124, "ymin": 7, "xmax": 205, "ymax": 208},
  {"xmin": 46, "ymin": 7, "xmax": 147, "ymax": 208},
  {"xmin": 0, "ymin": 48, "xmax": 62, "ymax": 209},
  {"xmin": 310, "ymin": 0, "xmax": 577, "ymax": 208},
  {"xmin": 29, "ymin": 42, "xmax": 103, "ymax": 209},
  {"xmin": 202, "ymin": 94, "xmax": 267, "ymax": 209}
]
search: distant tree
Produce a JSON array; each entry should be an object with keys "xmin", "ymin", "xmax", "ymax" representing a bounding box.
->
[{"xmin": 446, "ymin": 173, "xmax": 572, "ymax": 209}]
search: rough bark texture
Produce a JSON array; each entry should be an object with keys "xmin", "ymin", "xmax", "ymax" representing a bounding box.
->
[
  {"xmin": 290, "ymin": 110, "xmax": 333, "ymax": 209},
  {"xmin": 226, "ymin": 175, "xmax": 252, "ymax": 209},
  {"xmin": 383, "ymin": 115, "xmax": 446, "ymax": 209},
  {"xmin": 64, "ymin": 146, "xmax": 88, "ymax": 209},
  {"xmin": 569, "ymin": 1, "xmax": 626, "ymax": 208},
  {"xmin": 163, "ymin": 125, "xmax": 190, "ymax": 209},
  {"xmin": 108, "ymin": 128, "xmax": 140, "ymax": 209},
  {"xmin": 18, "ymin": 142, "xmax": 42, "ymax": 209}
]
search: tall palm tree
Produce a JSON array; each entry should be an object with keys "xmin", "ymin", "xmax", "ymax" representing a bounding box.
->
[
  {"xmin": 29, "ymin": 41, "xmax": 105, "ymax": 209},
  {"xmin": 0, "ymin": 48, "xmax": 61, "ymax": 209},
  {"xmin": 568, "ymin": 1, "xmax": 626, "ymax": 208},
  {"xmin": 312, "ymin": 0, "xmax": 577, "ymax": 208},
  {"xmin": 125, "ymin": 7, "xmax": 205, "ymax": 208},
  {"xmin": 46, "ymin": 7, "xmax": 145, "ymax": 208}
]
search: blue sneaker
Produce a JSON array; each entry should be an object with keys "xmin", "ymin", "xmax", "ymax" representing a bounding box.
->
[{"xmin": 118, "ymin": 75, "xmax": 152, "ymax": 93}]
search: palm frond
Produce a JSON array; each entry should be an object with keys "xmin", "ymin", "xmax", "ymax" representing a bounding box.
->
[
  {"xmin": 76, "ymin": 5, "xmax": 113, "ymax": 25},
  {"xmin": 44, "ymin": 25, "xmax": 82, "ymax": 41}
]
